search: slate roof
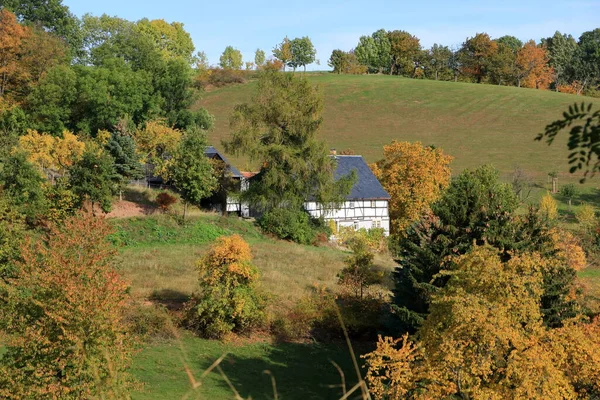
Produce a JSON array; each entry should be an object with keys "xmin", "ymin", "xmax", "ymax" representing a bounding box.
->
[
  {"xmin": 205, "ymin": 146, "xmax": 243, "ymax": 178},
  {"xmin": 333, "ymin": 155, "xmax": 390, "ymax": 200}
]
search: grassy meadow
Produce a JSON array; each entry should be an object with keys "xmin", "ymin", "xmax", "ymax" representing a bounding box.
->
[{"xmin": 196, "ymin": 73, "xmax": 600, "ymax": 184}]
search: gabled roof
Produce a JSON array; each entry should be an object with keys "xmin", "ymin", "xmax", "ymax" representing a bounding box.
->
[
  {"xmin": 205, "ymin": 146, "xmax": 243, "ymax": 178},
  {"xmin": 333, "ymin": 155, "xmax": 390, "ymax": 200}
]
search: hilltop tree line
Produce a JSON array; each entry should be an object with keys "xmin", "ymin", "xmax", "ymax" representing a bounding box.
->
[{"xmin": 328, "ymin": 29, "xmax": 600, "ymax": 96}]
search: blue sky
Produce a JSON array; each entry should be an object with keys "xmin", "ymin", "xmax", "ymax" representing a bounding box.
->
[{"xmin": 64, "ymin": 0, "xmax": 599, "ymax": 70}]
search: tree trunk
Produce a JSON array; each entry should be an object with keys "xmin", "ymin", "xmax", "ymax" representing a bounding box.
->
[
  {"xmin": 183, "ymin": 202, "xmax": 187, "ymax": 221},
  {"xmin": 119, "ymin": 190, "xmax": 123, "ymax": 201},
  {"xmin": 435, "ymin": 70, "xmax": 438, "ymax": 81},
  {"xmin": 568, "ymin": 198, "xmax": 572, "ymax": 211},
  {"xmin": 304, "ymin": 65, "xmax": 306, "ymax": 73}
]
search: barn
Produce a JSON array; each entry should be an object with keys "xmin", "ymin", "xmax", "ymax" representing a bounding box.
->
[{"xmin": 304, "ymin": 155, "xmax": 391, "ymax": 236}]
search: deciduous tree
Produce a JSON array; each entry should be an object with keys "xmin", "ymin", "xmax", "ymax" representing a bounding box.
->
[
  {"xmin": 272, "ymin": 36, "xmax": 292, "ymax": 71},
  {"xmin": 387, "ymin": 30, "xmax": 421, "ymax": 76},
  {"xmin": 219, "ymin": 45, "xmax": 243, "ymax": 70},
  {"xmin": 254, "ymin": 48, "xmax": 265, "ymax": 68},
  {"xmin": 459, "ymin": 32, "xmax": 498, "ymax": 83},
  {"xmin": 371, "ymin": 141, "xmax": 452, "ymax": 234},
  {"xmin": 288, "ymin": 36, "xmax": 316, "ymax": 72},
  {"xmin": 68, "ymin": 148, "xmax": 118, "ymax": 213},
  {"xmin": 516, "ymin": 40, "xmax": 554, "ymax": 89}
]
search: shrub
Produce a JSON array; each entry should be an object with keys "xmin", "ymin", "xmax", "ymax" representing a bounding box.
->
[
  {"xmin": 337, "ymin": 237, "xmax": 383, "ymax": 299},
  {"xmin": 0, "ymin": 213, "xmax": 133, "ymax": 398},
  {"xmin": 258, "ymin": 208, "xmax": 330, "ymax": 245},
  {"xmin": 539, "ymin": 192, "xmax": 558, "ymax": 221},
  {"xmin": 576, "ymin": 203, "xmax": 597, "ymax": 232},
  {"xmin": 156, "ymin": 192, "xmax": 177, "ymax": 212},
  {"xmin": 337, "ymin": 226, "xmax": 387, "ymax": 252},
  {"xmin": 124, "ymin": 303, "xmax": 176, "ymax": 341},
  {"xmin": 181, "ymin": 235, "xmax": 266, "ymax": 339}
]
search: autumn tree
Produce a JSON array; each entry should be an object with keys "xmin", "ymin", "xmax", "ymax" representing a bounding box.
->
[
  {"xmin": 170, "ymin": 128, "xmax": 217, "ymax": 220},
  {"xmin": 489, "ymin": 37, "xmax": 521, "ymax": 86},
  {"xmin": 539, "ymin": 192, "xmax": 559, "ymax": 221},
  {"xmin": 459, "ymin": 33, "xmax": 498, "ymax": 83},
  {"xmin": 365, "ymin": 246, "xmax": 600, "ymax": 399},
  {"xmin": 0, "ymin": 9, "xmax": 30, "ymax": 102},
  {"xmin": 272, "ymin": 36, "xmax": 292, "ymax": 71},
  {"xmin": 370, "ymin": 141, "xmax": 452, "ymax": 234},
  {"xmin": 133, "ymin": 119, "xmax": 182, "ymax": 178},
  {"xmin": 516, "ymin": 40, "xmax": 554, "ymax": 89},
  {"xmin": 219, "ymin": 45, "xmax": 243, "ymax": 70},
  {"xmin": 387, "ymin": 30, "xmax": 421, "ymax": 76},
  {"xmin": 182, "ymin": 235, "xmax": 265, "ymax": 339},
  {"xmin": 224, "ymin": 69, "xmax": 355, "ymax": 213},
  {"xmin": 0, "ymin": 213, "xmax": 134, "ymax": 398},
  {"xmin": 19, "ymin": 129, "xmax": 85, "ymax": 176},
  {"xmin": 135, "ymin": 18, "xmax": 195, "ymax": 62}
]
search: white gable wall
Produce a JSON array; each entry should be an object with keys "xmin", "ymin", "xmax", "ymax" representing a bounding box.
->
[{"xmin": 305, "ymin": 200, "xmax": 390, "ymax": 236}]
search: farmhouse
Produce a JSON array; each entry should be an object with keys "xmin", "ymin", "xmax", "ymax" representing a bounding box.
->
[
  {"xmin": 202, "ymin": 146, "xmax": 249, "ymax": 215},
  {"xmin": 304, "ymin": 155, "xmax": 391, "ymax": 236}
]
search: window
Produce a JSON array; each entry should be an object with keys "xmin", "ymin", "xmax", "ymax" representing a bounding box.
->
[
  {"xmin": 371, "ymin": 200, "xmax": 376, "ymax": 208},
  {"xmin": 349, "ymin": 201, "xmax": 354, "ymax": 208},
  {"xmin": 372, "ymin": 220, "xmax": 381, "ymax": 228},
  {"xmin": 353, "ymin": 221, "xmax": 359, "ymax": 230}
]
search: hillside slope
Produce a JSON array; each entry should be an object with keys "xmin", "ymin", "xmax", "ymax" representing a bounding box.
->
[{"xmin": 195, "ymin": 74, "xmax": 600, "ymax": 181}]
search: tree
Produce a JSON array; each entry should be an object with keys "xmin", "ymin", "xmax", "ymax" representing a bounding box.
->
[
  {"xmin": 427, "ymin": 44, "xmax": 452, "ymax": 80},
  {"xmin": 272, "ymin": 36, "xmax": 292, "ymax": 71},
  {"xmin": 288, "ymin": 36, "xmax": 316, "ymax": 72},
  {"xmin": 354, "ymin": 35, "xmax": 377, "ymax": 71},
  {"xmin": 489, "ymin": 40, "xmax": 519, "ymax": 86},
  {"xmin": 0, "ymin": 151, "xmax": 47, "ymax": 223},
  {"xmin": 224, "ymin": 69, "xmax": 355, "ymax": 213},
  {"xmin": 0, "ymin": 213, "xmax": 133, "ymax": 398},
  {"xmin": 459, "ymin": 33, "xmax": 498, "ymax": 83},
  {"xmin": 134, "ymin": 18, "xmax": 195, "ymax": 62},
  {"xmin": 170, "ymin": 128, "xmax": 217, "ymax": 220},
  {"xmin": 181, "ymin": 235, "xmax": 265, "ymax": 339},
  {"xmin": 516, "ymin": 40, "xmax": 554, "ymax": 89},
  {"xmin": 133, "ymin": 119, "xmax": 182, "ymax": 177},
  {"xmin": 355, "ymin": 29, "xmax": 393, "ymax": 73},
  {"xmin": 0, "ymin": 196, "xmax": 25, "ymax": 280},
  {"xmin": 328, "ymin": 49, "xmax": 348, "ymax": 73},
  {"xmin": 219, "ymin": 45, "xmax": 243, "ymax": 70},
  {"xmin": 573, "ymin": 29, "xmax": 600, "ymax": 95},
  {"xmin": 544, "ymin": 31, "xmax": 578, "ymax": 88},
  {"xmin": 0, "ymin": 9, "xmax": 30, "ymax": 102},
  {"xmin": 495, "ymin": 35, "xmax": 523, "ymax": 52},
  {"xmin": 337, "ymin": 236, "xmax": 381, "ymax": 299},
  {"xmin": 19, "ymin": 129, "xmax": 85, "ymax": 176},
  {"xmin": 387, "ymin": 30, "xmax": 421, "ymax": 76},
  {"xmin": 370, "ymin": 141, "xmax": 453, "ymax": 234},
  {"xmin": 254, "ymin": 48, "xmax": 265, "ymax": 68},
  {"xmin": 104, "ymin": 131, "xmax": 144, "ymax": 199},
  {"xmin": 560, "ymin": 183, "xmax": 578, "ymax": 210},
  {"xmin": 68, "ymin": 149, "xmax": 118, "ymax": 213},
  {"xmin": 365, "ymin": 246, "xmax": 599, "ymax": 399},
  {"xmin": 539, "ymin": 192, "xmax": 558, "ymax": 221},
  {"xmin": 391, "ymin": 165, "xmax": 577, "ymax": 332}
]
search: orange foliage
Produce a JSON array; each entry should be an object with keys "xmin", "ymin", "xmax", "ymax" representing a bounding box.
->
[
  {"xmin": 517, "ymin": 40, "xmax": 554, "ymax": 90},
  {"xmin": 0, "ymin": 213, "xmax": 133, "ymax": 398},
  {"xmin": 0, "ymin": 9, "xmax": 30, "ymax": 102},
  {"xmin": 371, "ymin": 141, "xmax": 452, "ymax": 234},
  {"xmin": 550, "ymin": 228, "xmax": 587, "ymax": 271}
]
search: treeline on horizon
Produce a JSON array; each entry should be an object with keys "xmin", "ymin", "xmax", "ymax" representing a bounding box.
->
[{"xmin": 327, "ymin": 28, "xmax": 600, "ymax": 96}]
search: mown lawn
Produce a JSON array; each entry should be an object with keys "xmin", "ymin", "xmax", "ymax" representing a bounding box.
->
[
  {"xmin": 196, "ymin": 73, "xmax": 600, "ymax": 186},
  {"xmin": 131, "ymin": 334, "xmax": 369, "ymax": 400}
]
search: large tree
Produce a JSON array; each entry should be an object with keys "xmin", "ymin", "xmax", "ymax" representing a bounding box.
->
[
  {"xmin": 355, "ymin": 29, "xmax": 392, "ymax": 73},
  {"xmin": 459, "ymin": 33, "xmax": 498, "ymax": 83},
  {"xmin": 219, "ymin": 45, "xmax": 243, "ymax": 70},
  {"xmin": 544, "ymin": 31, "xmax": 578, "ymax": 88},
  {"xmin": 224, "ymin": 69, "xmax": 355, "ymax": 213},
  {"xmin": 573, "ymin": 28, "xmax": 600, "ymax": 95},
  {"xmin": 370, "ymin": 141, "xmax": 452, "ymax": 234},
  {"xmin": 272, "ymin": 37, "xmax": 292, "ymax": 71},
  {"xmin": 516, "ymin": 40, "xmax": 554, "ymax": 89},
  {"xmin": 387, "ymin": 30, "xmax": 421, "ymax": 76},
  {"xmin": 427, "ymin": 44, "xmax": 452, "ymax": 81},
  {"xmin": 288, "ymin": 36, "xmax": 316, "ymax": 72}
]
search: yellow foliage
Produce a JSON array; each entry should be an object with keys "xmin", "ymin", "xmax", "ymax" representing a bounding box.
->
[
  {"xmin": 550, "ymin": 228, "xmax": 587, "ymax": 271},
  {"xmin": 134, "ymin": 120, "xmax": 182, "ymax": 162},
  {"xmin": 95, "ymin": 129, "xmax": 112, "ymax": 146},
  {"xmin": 370, "ymin": 141, "xmax": 452, "ymax": 234},
  {"xmin": 575, "ymin": 203, "xmax": 597, "ymax": 231},
  {"xmin": 363, "ymin": 246, "xmax": 598, "ymax": 399},
  {"xmin": 198, "ymin": 234, "xmax": 257, "ymax": 286},
  {"xmin": 539, "ymin": 192, "xmax": 558, "ymax": 220},
  {"xmin": 19, "ymin": 129, "xmax": 85, "ymax": 173}
]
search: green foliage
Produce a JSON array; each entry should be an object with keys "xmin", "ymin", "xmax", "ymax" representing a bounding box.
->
[
  {"xmin": 0, "ymin": 151, "xmax": 47, "ymax": 223},
  {"xmin": 544, "ymin": 31, "xmax": 578, "ymax": 86},
  {"xmin": 43, "ymin": 178, "xmax": 77, "ymax": 223},
  {"xmin": 0, "ymin": 196, "xmax": 25, "ymax": 280},
  {"xmin": 254, "ymin": 48, "xmax": 265, "ymax": 67},
  {"xmin": 219, "ymin": 45, "xmax": 243, "ymax": 69},
  {"xmin": 225, "ymin": 69, "xmax": 355, "ymax": 212},
  {"xmin": 124, "ymin": 303, "xmax": 175, "ymax": 341},
  {"xmin": 536, "ymin": 102, "xmax": 600, "ymax": 182},
  {"xmin": 355, "ymin": 29, "xmax": 391, "ymax": 73},
  {"xmin": 182, "ymin": 235, "xmax": 266, "ymax": 339},
  {"xmin": 68, "ymin": 149, "xmax": 118, "ymax": 213},
  {"xmin": 573, "ymin": 28, "xmax": 600, "ymax": 94},
  {"xmin": 391, "ymin": 165, "xmax": 573, "ymax": 332},
  {"xmin": 337, "ymin": 226, "xmax": 387, "ymax": 253},
  {"xmin": 105, "ymin": 131, "xmax": 144, "ymax": 190},
  {"xmin": 170, "ymin": 128, "xmax": 217, "ymax": 218},
  {"xmin": 257, "ymin": 207, "xmax": 330, "ymax": 245},
  {"xmin": 288, "ymin": 36, "xmax": 316, "ymax": 72},
  {"xmin": 337, "ymin": 237, "xmax": 382, "ymax": 299}
]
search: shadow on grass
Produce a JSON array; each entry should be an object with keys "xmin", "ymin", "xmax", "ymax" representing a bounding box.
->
[
  {"xmin": 578, "ymin": 189, "xmax": 600, "ymax": 207},
  {"xmin": 200, "ymin": 342, "xmax": 371, "ymax": 400},
  {"xmin": 149, "ymin": 289, "xmax": 190, "ymax": 311}
]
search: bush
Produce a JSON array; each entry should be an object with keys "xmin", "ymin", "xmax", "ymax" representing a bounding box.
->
[
  {"xmin": 156, "ymin": 192, "xmax": 177, "ymax": 212},
  {"xmin": 258, "ymin": 208, "xmax": 331, "ymax": 245},
  {"xmin": 194, "ymin": 68, "xmax": 247, "ymax": 89},
  {"xmin": 124, "ymin": 303, "xmax": 176, "ymax": 341},
  {"xmin": 337, "ymin": 226, "xmax": 387, "ymax": 252},
  {"xmin": 181, "ymin": 235, "xmax": 266, "ymax": 339}
]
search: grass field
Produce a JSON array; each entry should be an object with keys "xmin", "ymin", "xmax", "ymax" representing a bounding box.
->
[{"xmin": 195, "ymin": 73, "xmax": 600, "ymax": 185}]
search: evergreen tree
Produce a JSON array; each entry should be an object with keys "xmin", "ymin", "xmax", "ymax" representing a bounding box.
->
[
  {"xmin": 392, "ymin": 165, "xmax": 577, "ymax": 332},
  {"xmin": 224, "ymin": 69, "xmax": 355, "ymax": 214},
  {"xmin": 105, "ymin": 131, "xmax": 144, "ymax": 199}
]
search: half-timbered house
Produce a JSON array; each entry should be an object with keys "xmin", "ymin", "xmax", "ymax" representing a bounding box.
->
[{"xmin": 304, "ymin": 155, "xmax": 391, "ymax": 236}]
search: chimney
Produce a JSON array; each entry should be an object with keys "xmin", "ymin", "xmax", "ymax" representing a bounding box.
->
[{"xmin": 330, "ymin": 148, "xmax": 337, "ymax": 156}]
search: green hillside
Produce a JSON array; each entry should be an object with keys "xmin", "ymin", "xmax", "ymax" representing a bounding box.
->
[{"xmin": 196, "ymin": 73, "xmax": 600, "ymax": 182}]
